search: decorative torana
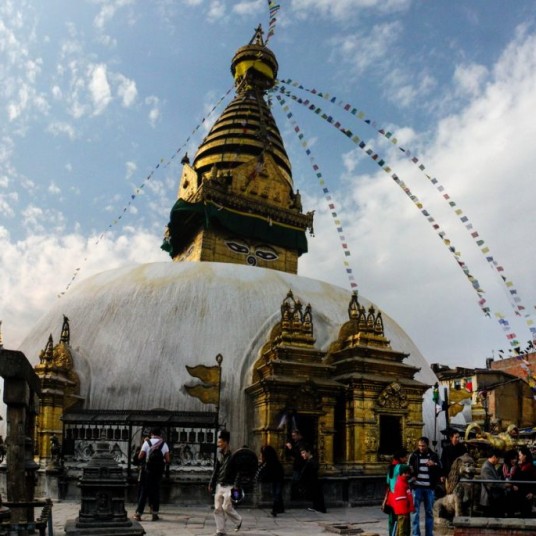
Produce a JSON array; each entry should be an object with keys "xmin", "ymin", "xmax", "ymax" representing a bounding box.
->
[{"xmin": 377, "ymin": 382, "xmax": 409, "ymax": 409}]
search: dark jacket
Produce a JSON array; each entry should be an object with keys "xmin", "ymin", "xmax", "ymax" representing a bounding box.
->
[
  {"xmin": 257, "ymin": 459, "xmax": 284, "ymax": 484},
  {"xmin": 440, "ymin": 442, "xmax": 467, "ymax": 477},
  {"xmin": 408, "ymin": 448, "xmax": 441, "ymax": 489},
  {"xmin": 210, "ymin": 449, "xmax": 236, "ymax": 488},
  {"xmin": 480, "ymin": 459, "xmax": 503, "ymax": 507}
]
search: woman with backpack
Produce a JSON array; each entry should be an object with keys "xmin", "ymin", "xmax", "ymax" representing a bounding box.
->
[{"xmin": 133, "ymin": 427, "xmax": 170, "ymax": 522}]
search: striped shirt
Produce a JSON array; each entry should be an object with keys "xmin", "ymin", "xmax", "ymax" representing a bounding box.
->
[{"xmin": 414, "ymin": 453, "xmax": 433, "ymax": 488}]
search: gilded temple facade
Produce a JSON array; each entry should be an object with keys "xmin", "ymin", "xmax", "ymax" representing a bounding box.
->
[{"xmin": 247, "ymin": 291, "xmax": 428, "ymax": 474}]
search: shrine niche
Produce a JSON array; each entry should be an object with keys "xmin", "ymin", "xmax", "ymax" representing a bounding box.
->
[
  {"xmin": 245, "ymin": 290, "xmax": 342, "ymax": 468},
  {"xmin": 327, "ymin": 292, "xmax": 429, "ymax": 473},
  {"xmin": 246, "ymin": 290, "xmax": 429, "ymax": 476}
]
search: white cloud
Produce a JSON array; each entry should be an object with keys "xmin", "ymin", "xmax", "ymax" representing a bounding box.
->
[
  {"xmin": 453, "ymin": 63, "xmax": 489, "ymax": 98},
  {"xmin": 0, "ymin": 228, "xmax": 167, "ymax": 349},
  {"xmin": 329, "ymin": 21, "xmax": 403, "ymax": 75},
  {"xmin": 146, "ymin": 95, "xmax": 161, "ymax": 127},
  {"xmin": 93, "ymin": 0, "xmax": 135, "ymax": 30},
  {"xmin": 48, "ymin": 182, "xmax": 61, "ymax": 195},
  {"xmin": 291, "ymin": 0, "xmax": 412, "ymax": 20},
  {"xmin": 233, "ymin": 0, "xmax": 264, "ymax": 16},
  {"xmin": 125, "ymin": 160, "xmax": 137, "ymax": 180},
  {"xmin": 207, "ymin": 0, "xmax": 226, "ymax": 23},
  {"xmin": 47, "ymin": 121, "xmax": 76, "ymax": 140},
  {"xmin": 88, "ymin": 63, "xmax": 112, "ymax": 115},
  {"xmin": 115, "ymin": 74, "xmax": 137, "ymax": 107}
]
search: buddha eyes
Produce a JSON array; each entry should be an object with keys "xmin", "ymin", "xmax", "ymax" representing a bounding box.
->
[
  {"xmin": 256, "ymin": 249, "xmax": 277, "ymax": 261},
  {"xmin": 225, "ymin": 241, "xmax": 279, "ymax": 262},
  {"xmin": 227, "ymin": 242, "xmax": 250, "ymax": 254}
]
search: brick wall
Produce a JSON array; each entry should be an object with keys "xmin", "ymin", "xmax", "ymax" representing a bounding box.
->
[{"xmin": 490, "ymin": 352, "xmax": 536, "ymax": 379}]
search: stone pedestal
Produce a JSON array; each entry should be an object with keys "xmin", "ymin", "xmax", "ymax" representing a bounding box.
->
[
  {"xmin": 64, "ymin": 438, "xmax": 144, "ymax": 535},
  {"xmin": 0, "ymin": 349, "xmax": 41, "ymax": 526}
]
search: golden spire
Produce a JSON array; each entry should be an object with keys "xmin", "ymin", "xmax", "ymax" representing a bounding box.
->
[
  {"xmin": 193, "ymin": 25, "xmax": 290, "ymax": 187},
  {"xmin": 163, "ymin": 26, "xmax": 314, "ymax": 272}
]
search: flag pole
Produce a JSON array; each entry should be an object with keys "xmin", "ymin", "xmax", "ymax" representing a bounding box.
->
[{"xmin": 213, "ymin": 354, "xmax": 223, "ymax": 469}]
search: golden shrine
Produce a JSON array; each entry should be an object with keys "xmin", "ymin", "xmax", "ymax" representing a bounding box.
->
[
  {"xmin": 247, "ymin": 290, "xmax": 428, "ymax": 475},
  {"xmin": 33, "ymin": 316, "xmax": 83, "ymax": 463}
]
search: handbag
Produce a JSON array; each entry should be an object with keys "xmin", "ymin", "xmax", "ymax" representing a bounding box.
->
[{"xmin": 381, "ymin": 490, "xmax": 394, "ymax": 515}]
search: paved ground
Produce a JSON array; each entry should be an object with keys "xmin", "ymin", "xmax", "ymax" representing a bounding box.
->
[{"xmin": 51, "ymin": 501, "xmax": 394, "ymax": 535}]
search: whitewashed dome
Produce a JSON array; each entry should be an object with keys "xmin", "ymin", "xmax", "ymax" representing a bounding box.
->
[{"xmin": 19, "ymin": 261, "xmax": 439, "ymax": 445}]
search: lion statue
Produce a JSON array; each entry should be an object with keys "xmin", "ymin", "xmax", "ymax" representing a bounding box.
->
[{"xmin": 433, "ymin": 453, "xmax": 477, "ymax": 524}]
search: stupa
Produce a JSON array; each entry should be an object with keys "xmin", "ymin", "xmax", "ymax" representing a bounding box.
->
[{"xmin": 17, "ymin": 26, "xmax": 440, "ymax": 501}]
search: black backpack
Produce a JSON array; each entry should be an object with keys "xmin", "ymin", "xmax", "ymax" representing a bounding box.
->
[{"xmin": 145, "ymin": 439, "xmax": 166, "ymax": 475}]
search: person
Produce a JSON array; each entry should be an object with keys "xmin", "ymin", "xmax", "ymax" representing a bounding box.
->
[
  {"xmin": 391, "ymin": 464, "xmax": 415, "ymax": 536},
  {"xmin": 298, "ymin": 444, "xmax": 326, "ymax": 513},
  {"xmin": 440, "ymin": 430, "xmax": 467, "ymax": 481},
  {"xmin": 285, "ymin": 429, "xmax": 305, "ymax": 500},
  {"xmin": 479, "ymin": 448, "xmax": 505, "ymax": 517},
  {"xmin": 408, "ymin": 436, "xmax": 440, "ymax": 536},
  {"xmin": 209, "ymin": 430, "xmax": 243, "ymax": 536},
  {"xmin": 510, "ymin": 445, "xmax": 536, "ymax": 517},
  {"xmin": 257, "ymin": 445, "xmax": 285, "ymax": 517},
  {"xmin": 502, "ymin": 448, "xmax": 518, "ymax": 480},
  {"xmin": 133, "ymin": 427, "xmax": 170, "ymax": 522},
  {"xmin": 502, "ymin": 449, "xmax": 518, "ymax": 516},
  {"xmin": 385, "ymin": 448, "xmax": 409, "ymax": 536}
]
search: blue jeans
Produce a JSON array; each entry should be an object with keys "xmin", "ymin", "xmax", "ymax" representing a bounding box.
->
[{"xmin": 411, "ymin": 487, "xmax": 434, "ymax": 536}]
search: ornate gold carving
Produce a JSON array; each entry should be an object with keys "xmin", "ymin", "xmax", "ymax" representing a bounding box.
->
[{"xmin": 377, "ymin": 382, "xmax": 409, "ymax": 409}]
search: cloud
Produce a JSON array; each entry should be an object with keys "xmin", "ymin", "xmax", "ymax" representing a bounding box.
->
[
  {"xmin": 233, "ymin": 0, "xmax": 264, "ymax": 17},
  {"xmin": 47, "ymin": 121, "xmax": 76, "ymax": 140},
  {"xmin": 48, "ymin": 181, "xmax": 61, "ymax": 195},
  {"xmin": 145, "ymin": 95, "xmax": 161, "ymax": 127},
  {"xmin": 207, "ymin": 0, "xmax": 226, "ymax": 23},
  {"xmin": 328, "ymin": 21, "xmax": 403, "ymax": 76},
  {"xmin": 93, "ymin": 0, "xmax": 136, "ymax": 31},
  {"xmin": 0, "ymin": 227, "xmax": 167, "ymax": 349},
  {"xmin": 88, "ymin": 64, "xmax": 112, "ymax": 115},
  {"xmin": 291, "ymin": 0, "xmax": 412, "ymax": 20},
  {"xmin": 125, "ymin": 161, "xmax": 137, "ymax": 180},
  {"xmin": 115, "ymin": 73, "xmax": 137, "ymax": 107}
]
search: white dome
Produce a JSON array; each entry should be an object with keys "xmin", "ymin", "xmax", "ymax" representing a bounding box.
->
[{"xmin": 19, "ymin": 261, "xmax": 439, "ymax": 445}]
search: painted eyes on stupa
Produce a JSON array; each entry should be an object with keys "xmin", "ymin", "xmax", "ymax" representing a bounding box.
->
[
  {"xmin": 255, "ymin": 249, "xmax": 277, "ymax": 261},
  {"xmin": 225, "ymin": 240, "xmax": 279, "ymax": 265},
  {"xmin": 227, "ymin": 242, "xmax": 249, "ymax": 254}
]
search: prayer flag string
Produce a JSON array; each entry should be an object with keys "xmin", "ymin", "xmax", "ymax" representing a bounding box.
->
[
  {"xmin": 57, "ymin": 86, "xmax": 234, "ymax": 298},
  {"xmin": 274, "ymin": 88, "xmax": 492, "ymax": 320},
  {"xmin": 274, "ymin": 94, "xmax": 358, "ymax": 292},
  {"xmin": 276, "ymin": 85, "xmax": 532, "ymax": 350},
  {"xmin": 279, "ymin": 78, "xmax": 535, "ymax": 343},
  {"xmin": 265, "ymin": 1, "xmax": 281, "ymax": 44}
]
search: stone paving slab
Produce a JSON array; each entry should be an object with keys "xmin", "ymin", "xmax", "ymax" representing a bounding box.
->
[{"xmin": 48, "ymin": 501, "xmax": 391, "ymax": 536}]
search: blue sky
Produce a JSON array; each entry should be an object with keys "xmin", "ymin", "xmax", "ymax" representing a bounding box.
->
[{"xmin": 1, "ymin": 0, "xmax": 535, "ymax": 368}]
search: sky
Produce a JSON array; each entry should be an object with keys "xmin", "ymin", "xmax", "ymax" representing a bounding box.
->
[{"xmin": 0, "ymin": 0, "xmax": 535, "ymax": 369}]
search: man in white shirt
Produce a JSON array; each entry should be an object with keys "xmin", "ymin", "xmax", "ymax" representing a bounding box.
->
[{"xmin": 133, "ymin": 427, "xmax": 170, "ymax": 522}]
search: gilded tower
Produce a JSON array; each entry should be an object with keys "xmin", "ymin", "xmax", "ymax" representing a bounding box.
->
[
  {"xmin": 162, "ymin": 26, "xmax": 314, "ymax": 274},
  {"xmin": 34, "ymin": 316, "xmax": 83, "ymax": 463}
]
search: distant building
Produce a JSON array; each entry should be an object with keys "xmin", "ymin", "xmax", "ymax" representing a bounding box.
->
[{"xmin": 432, "ymin": 361, "xmax": 536, "ymax": 435}]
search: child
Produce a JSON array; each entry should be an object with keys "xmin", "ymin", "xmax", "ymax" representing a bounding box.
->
[{"xmin": 391, "ymin": 464, "xmax": 414, "ymax": 536}]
